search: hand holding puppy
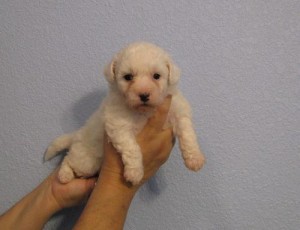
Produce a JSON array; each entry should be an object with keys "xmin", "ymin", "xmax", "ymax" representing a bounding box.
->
[{"xmin": 101, "ymin": 96, "xmax": 174, "ymax": 186}]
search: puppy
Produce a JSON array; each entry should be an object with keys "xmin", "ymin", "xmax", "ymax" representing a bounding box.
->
[{"xmin": 45, "ymin": 42, "xmax": 205, "ymax": 185}]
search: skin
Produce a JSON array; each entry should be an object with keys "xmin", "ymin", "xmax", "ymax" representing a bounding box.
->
[
  {"xmin": 0, "ymin": 169, "xmax": 97, "ymax": 230},
  {"xmin": 0, "ymin": 96, "xmax": 174, "ymax": 230}
]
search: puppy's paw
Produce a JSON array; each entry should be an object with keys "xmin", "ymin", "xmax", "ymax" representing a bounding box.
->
[
  {"xmin": 58, "ymin": 167, "xmax": 74, "ymax": 184},
  {"xmin": 124, "ymin": 167, "xmax": 144, "ymax": 185},
  {"xmin": 185, "ymin": 153, "xmax": 205, "ymax": 172}
]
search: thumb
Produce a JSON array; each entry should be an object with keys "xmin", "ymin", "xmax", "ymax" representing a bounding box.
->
[{"xmin": 70, "ymin": 177, "xmax": 97, "ymax": 198}]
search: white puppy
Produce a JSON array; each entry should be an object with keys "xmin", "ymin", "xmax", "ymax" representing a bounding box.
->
[{"xmin": 45, "ymin": 42, "xmax": 205, "ymax": 185}]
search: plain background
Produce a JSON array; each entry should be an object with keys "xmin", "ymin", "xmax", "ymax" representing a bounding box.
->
[{"xmin": 1, "ymin": 1, "xmax": 299, "ymax": 229}]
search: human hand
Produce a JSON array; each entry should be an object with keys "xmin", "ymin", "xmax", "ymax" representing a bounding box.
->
[
  {"xmin": 101, "ymin": 96, "xmax": 174, "ymax": 186},
  {"xmin": 45, "ymin": 169, "xmax": 97, "ymax": 211},
  {"xmin": 72, "ymin": 97, "xmax": 174, "ymax": 230}
]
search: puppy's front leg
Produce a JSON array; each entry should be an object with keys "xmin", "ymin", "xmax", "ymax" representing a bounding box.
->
[
  {"xmin": 176, "ymin": 116, "xmax": 205, "ymax": 171},
  {"xmin": 106, "ymin": 128, "xmax": 144, "ymax": 185}
]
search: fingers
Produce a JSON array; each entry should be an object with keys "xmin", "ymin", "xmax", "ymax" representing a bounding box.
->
[
  {"xmin": 85, "ymin": 177, "xmax": 97, "ymax": 191},
  {"xmin": 83, "ymin": 177, "xmax": 97, "ymax": 200},
  {"xmin": 146, "ymin": 95, "xmax": 172, "ymax": 131},
  {"xmin": 67, "ymin": 177, "xmax": 97, "ymax": 205}
]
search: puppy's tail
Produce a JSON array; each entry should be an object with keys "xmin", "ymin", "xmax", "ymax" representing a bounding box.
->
[{"xmin": 44, "ymin": 133, "xmax": 74, "ymax": 161}]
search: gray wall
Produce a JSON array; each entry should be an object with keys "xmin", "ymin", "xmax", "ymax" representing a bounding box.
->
[{"xmin": 1, "ymin": 1, "xmax": 299, "ymax": 229}]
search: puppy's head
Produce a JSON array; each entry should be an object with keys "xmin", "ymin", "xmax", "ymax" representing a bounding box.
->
[{"xmin": 104, "ymin": 42, "xmax": 180, "ymax": 112}]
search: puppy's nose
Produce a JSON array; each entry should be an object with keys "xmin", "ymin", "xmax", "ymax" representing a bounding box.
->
[{"xmin": 139, "ymin": 93, "xmax": 150, "ymax": 102}]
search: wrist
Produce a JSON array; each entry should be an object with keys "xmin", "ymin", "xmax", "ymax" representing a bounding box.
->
[
  {"xmin": 34, "ymin": 178, "xmax": 61, "ymax": 217},
  {"xmin": 98, "ymin": 168, "xmax": 139, "ymax": 197}
]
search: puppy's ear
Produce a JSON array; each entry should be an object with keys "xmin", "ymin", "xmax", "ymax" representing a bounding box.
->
[
  {"xmin": 104, "ymin": 56, "xmax": 117, "ymax": 83},
  {"xmin": 167, "ymin": 60, "xmax": 180, "ymax": 85}
]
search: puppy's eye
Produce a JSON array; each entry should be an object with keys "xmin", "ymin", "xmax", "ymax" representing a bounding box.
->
[
  {"xmin": 123, "ymin": 74, "xmax": 133, "ymax": 81},
  {"xmin": 153, "ymin": 73, "xmax": 161, "ymax": 80}
]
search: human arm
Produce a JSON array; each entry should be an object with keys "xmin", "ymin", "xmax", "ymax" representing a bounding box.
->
[
  {"xmin": 73, "ymin": 96, "xmax": 174, "ymax": 230},
  {"xmin": 0, "ymin": 169, "xmax": 96, "ymax": 230}
]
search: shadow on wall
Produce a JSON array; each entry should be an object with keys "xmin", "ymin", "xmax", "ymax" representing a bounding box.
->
[
  {"xmin": 61, "ymin": 90, "xmax": 107, "ymax": 133},
  {"xmin": 44, "ymin": 90, "xmax": 106, "ymax": 167},
  {"xmin": 139, "ymin": 169, "xmax": 168, "ymax": 202},
  {"xmin": 54, "ymin": 206, "xmax": 85, "ymax": 230}
]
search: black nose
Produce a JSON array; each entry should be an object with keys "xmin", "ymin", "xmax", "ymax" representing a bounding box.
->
[{"xmin": 139, "ymin": 93, "xmax": 150, "ymax": 102}]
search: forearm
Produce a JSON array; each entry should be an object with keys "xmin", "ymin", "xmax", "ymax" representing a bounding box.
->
[
  {"xmin": 74, "ymin": 170, "xmax": 138, "ymax": 230},
  {"xmin": 0, "ymin": 180, "xmax": 59, "ymax": 230}
]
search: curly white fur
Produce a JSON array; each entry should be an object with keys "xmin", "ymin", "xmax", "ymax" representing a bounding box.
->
[{"xmin": 45, "ymin": 42, "xmax": 205, "ymax": 185}]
